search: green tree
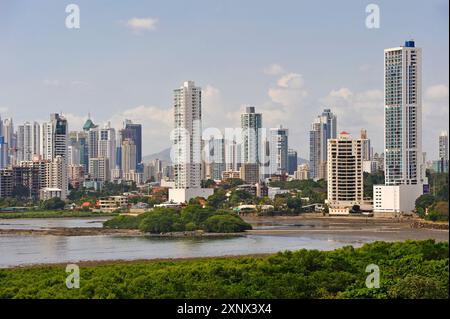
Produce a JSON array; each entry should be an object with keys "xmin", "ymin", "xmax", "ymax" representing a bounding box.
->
[
  {"xmin": 415, "ymin": 194, "xmax": 435, "ymax": 211},
  {"xmin": 286, "ymin": 196, "xmax": 302, "ymax": 214},
  {"xmin": 206, "ymin": 190, "xmax": 228, "ymax": 209},
  {"xmin": 11, "ymin": 184, "xmax": 30, "ymax": 200},
  {"xmin": 39, "ymin": 197, "xmax": 66, "ymax": 210},
  {"xmin": 229, "ymin": 190, "xmax": 254, "ymax": 206},
  {"xmin": 203, "ymin": 214, "xmax": 252, "ymax": 233},
  {"xmin": 363, "ymin": 171, "xmax": 385, "ymax": 198},
  {"xmin": 389, "ymin": 275, "xmax": 448, "ymax": 299},
  {"xmin": 139, "ymin": 209, "xmax": 183, "ymax": 233}
]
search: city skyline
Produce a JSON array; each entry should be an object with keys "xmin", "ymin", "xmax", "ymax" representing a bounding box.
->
[{"xmin": 0, "ymin": 0, "xmax": 448, "ymax": 159}]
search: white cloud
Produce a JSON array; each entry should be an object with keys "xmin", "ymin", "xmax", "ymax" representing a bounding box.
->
[
  {"xmin": 202, "ymin": 85, "xmax": 240, "ymax": 130},
  {"xmin": 423, "ymin": 84, "xmax": 449, "ymax": 159},
  {"xmin": 63, "ymin": 113, "xmax": 89, "ymax": 132},
  {"xmin": 125, "ymin": 17, "xmax": 158, "ymax": 32},
  {"xmin": 276, "ymin": 73, "xmax": 304, "ymax": 89},
  {"xmin": 263, "ymin": 63, "xmax": 285, "ymax": 75},
  {"xmin": 320, "ymin": 87, "xmax": 384, "ymax": 149},
  {"xmin": 359, "ymin": 64, "xmax": 372, "ymax": 72},
  {"xmin": 43, "ymin": 79, "xmax": 61, "ymax": 87},
  {"xmin": 328, "ymin": 87, "xmax": 353, "ymax": 100},
  {"xmin": 425, "ymin": 84, "xmax": 449, "ymax": 101},
  {"xmin": 268, "ymin": 73, "xmax": 308, "ymax": 108}
]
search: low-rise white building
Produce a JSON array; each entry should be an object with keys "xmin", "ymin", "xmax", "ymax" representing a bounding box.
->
[
  {"xmin": 39, "ymin": 188, "xmax": 62, "ymax": 200},
  {"xmin": 373, "ymin": 184, "xmax": 424, "ymax": 216},
  {"xmin": 168, "ymin": 188, "xmax": 214, "ymax": 203},
  {"xmin": 267, "ymin": 187, "xmax": 289, "ymax": 199},
  {"xmin": 97, "ymin": 195, "xmax": 128, "ymax": 212}
]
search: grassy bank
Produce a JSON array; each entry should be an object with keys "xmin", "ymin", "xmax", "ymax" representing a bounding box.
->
[
  {"xmin": 0, "ymin": 240, "xmax": 447, "ymax": 299},
  {"xmin": 0, "ymin": 210, "xmax": 117, "ymax": 219}
]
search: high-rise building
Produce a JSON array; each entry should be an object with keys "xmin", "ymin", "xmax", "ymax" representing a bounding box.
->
[
  {"xmin": 434, "ymin": 130, "xmax": 449, "ymax": 173},
  {"xmin": 143, "ymin": 162, "xmax": 155, "ymax": 182},
  {"xmin": 87, "ymin": 127, "xmax": 99, "ymax": 160},
  {"xmin": 294, "ymin": 164, "xmax": 309, "ymax": 180},
  {"xmin": 120, "ymin": 120, "xmax": 142, "ymax": 171},
  {"xmin": 98, "ymin": 123, "xmax": 116, "ymax": 173},
  {"xmin": 240, "ymin": 163, "xmax": 260, "ymax": 185},
  {"xmin": 327, "ymin": 132, "xmax": 363, "ymax": 215},
  {"xmin": 287, "ymin": 149, "xmax": 298, "ymax": 175},
  {"xmin": 16, "ymin": 122, "xmax": 40, "ymax": 162},
  {"xmin": 241, "ymin": 106, "xmax": 262, "ymax": 165},
  {"xmin": 1, "ymin": 118, "xmax": 14, "ymax": 164},
  {"xmin": 45, "ymin": 155, "xmax": 68, "ymax": 200},
  {"xmin": 374, "ymin": 40, "xmax": 428, "ymax": 215},
  {"xmin": 172, "ymin": 81, "xmax": 202, "ymax": 189},
  {"xmin": 205, "ymin": 137, "xmax": 225, "ymax": 180},
  {"xmin": 121, "ymin": 138, "xmax": 137, "ymax": 175},
  {"xmin": 0, "ymin": 168, "xmax": 13, "ymax": 197},
  {"xmin": 40, "ymin": 114, "xmax": 68, "ymax": 199},
  {"xmin": 13, "ymin": 158, "xmax": 49, "ymax": 199},
  {"xmin": 68, "ymin": 164, "xmax": 84, "ymax": 188},
  {"xmin": 360, "ymin": 129, "xmax": 372, "ymax": 161},
  {"xmin": 269, "ymin": 126, "xmax": 289, "ymax": 176},
  {"xmin": 41, "ymin": 114, "xmax": 68, "ymax": 161},
  {"xmin": 69, "ymin": 131, "xmax": 88, "ymax": 170},
  {"xmin": 169, "ymin": 81, "xmax": 213, "ymax": 202},
  {"xmin": 89, "ymin": 157, "xmax": 110, "ymax": 182},
  {"xmin": 225, "ymin": 139, "xmax": 241, "ymax": 172},
  {"xmin": 0, "ymin": 136, "xmax": 9, "ymax": 169},
  {"xmin": 439, "ymin": 130, "xmax": 448, "ymax": 161},
  {"xmin": 384, "ymin": 40, "xmax": 426, "ymax": 186},
  {"xmin": 309, "ymin": 109, "xmax": 337, "ymax": 180}
]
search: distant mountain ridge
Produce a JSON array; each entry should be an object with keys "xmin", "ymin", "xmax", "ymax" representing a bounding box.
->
[
  {"xmin": 142, "ymin": 148, "xmax": 172, "ymax": 164},
  {"xmin": 143, "ymin": 147, "xmax": 309, "ymax": 166}
]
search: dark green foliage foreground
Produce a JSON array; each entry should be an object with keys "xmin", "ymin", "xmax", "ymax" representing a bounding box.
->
[
  {"xmin": 0, "ymin": 240, "xmax": 447, "ymax": 299},
  {"xmin": 103, "ymin": 205, "xmax": 252, "ymax": 233}
]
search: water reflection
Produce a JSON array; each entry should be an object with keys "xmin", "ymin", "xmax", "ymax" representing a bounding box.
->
[{"xmin": 0, "ymin": 233, "xmax": 371, "ymax": 268}]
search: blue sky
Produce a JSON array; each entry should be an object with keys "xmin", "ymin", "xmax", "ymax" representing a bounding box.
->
[{"xmin": 0, "ymin": 0, "xmax": 448, "ymax": 159}]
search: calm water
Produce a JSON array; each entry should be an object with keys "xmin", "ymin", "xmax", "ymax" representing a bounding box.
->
[
  {"xmin": 0, "ymin": 217, "xmax": 375, "ymax": 268},
  {"xmin": 0, "ymin": 217, "xmax": 110, "ymax": 230}
]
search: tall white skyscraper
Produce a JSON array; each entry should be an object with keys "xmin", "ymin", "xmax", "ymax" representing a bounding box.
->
[
  {"xmin": 172, "ymin": 81, "xmax": 202, "ymax": 189},
  {"xmin": 17, "ymin": 122, "xmax": 40, "ymax": 162},
  {"xmin": 384, "ymin": 40, "xmax": 426, "ymax": 186},
  {"xmin": 46, "ymin": 155, "xmax": 68, "ymax": 200},
  {"xmin": 98, "ymin": 123, "xmax": 116, "ymax": 172},
  {"xmin": 241, "ymin": 106, "xmax": 262, "ymax": 165},
  {"xmin": 269, "ymin": 126, "xmax": 289, "ymax": 176},
  {"xmin": 225, "ymin": 140, "xmax": 241, "ymax": 172},
  {"xmin": 40, "ymin": 114, "xmax": 69, "ymax": 199},
  {"xmin": 374, "ymin": 40, "xmax": 427, "ymax": 215},
  {"xmin": 169, "ymin": 81, "xmax": 213, "ymax": 202}
]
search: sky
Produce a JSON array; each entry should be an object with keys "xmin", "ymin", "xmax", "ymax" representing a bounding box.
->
[{"xmin": 0, "ymin": 0, "xmax": 448, "ymax": 160}]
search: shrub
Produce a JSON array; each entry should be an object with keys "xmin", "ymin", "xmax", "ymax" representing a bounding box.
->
[
  {"xmin": 139, "ymin": 210, "xmax": 183, "ymax": 233},
  {"xmin": 103, "ymin": 215, "xmax": 142, "ymax": 229},
  {"xmin": 203, "ymin": 214, "xmax": 252, "ymax": 233}
]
